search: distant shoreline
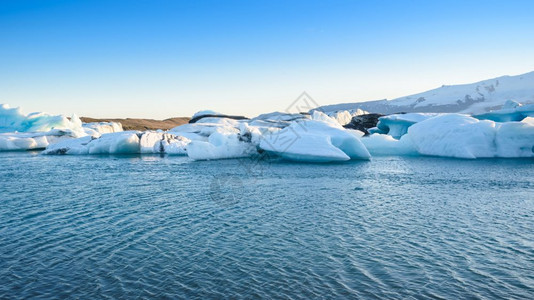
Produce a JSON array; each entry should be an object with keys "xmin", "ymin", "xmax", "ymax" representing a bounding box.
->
[{"xmin": 80, "ymin": 117, "xmax": 190, "ymax": 131}]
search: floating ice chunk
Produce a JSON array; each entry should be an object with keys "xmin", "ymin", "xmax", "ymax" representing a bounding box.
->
[
  {"xmin": 0, "ymin": 129, "xmax": 84, "ymax": 151},
  {"xmin": 252, "ymin": 111, "xmax": 309, "ymax": 122},
  {"xmin": 328, "ymin": 110, "xmax": 353, "ymax": 126},
  {"xmin": 0, "ymin": 104, "xmax": 92, "ymax": 151},
  {"xmin": 323, "ymin": 109, "xmax": 369, "ymax": 126},
  {"xmin": 407, "ymin": 114, "xmax": 497, "ymax": 159},
  {"xmin": 0, "ymin": 104, "xmax": 85, "ymax": 134},
  {"xmin": 249, "ymin": 112, "xmax": 310, "ymax": 130},
  {"xmin": 191, "ymin": 110, "xmax": 222, "ymax": 120},
  {"xmin": 170, "ymin": 117, "xmax": 241, "ymax": 136},
  {"xmin": 474, "ymin": 101, "xmax": 534, "ymax": 122},
  {"xmin": 375, "ymin": 113, "xmax": 440, "ymax": 139},
  {"xmin": 403, "ymin": 114, "xmax": 534, "ymax": 159},
  {"xmin": 140, "ymin": 132, "xmax": 165, "ymax": 153},
  {"xmin": 139, "ymin": 131, "xmax": 190, "ymax": 154},
  {"xmin": 186, "ymin": 130, "xmax": 256, "ymax": 160},
  {"xmin": 361, "ymin": 134, "xmax": 418, "ymax": 156},
  {"xmin": 41, "ymin": 136, "xmax": 94, "ymax": 155},
  {"xmin": 260, "ymin": 112, "xmax": 370, "ymax": 162},
  {"xmin": 43, "ymin": 130, "xmax": 191, "ymax": 155},
  {"xmin": 494, "ymin": 118, "xmax": 534, "ymax": 157},
  {"xmin": 43, "ymin": 131, "xmax": 141, "ymax": 155},
  {"xmin": 262, "ymin": 134, "xmax": 351, "ymax": 162},
  {"xmin": 311, "ymin": 110, "xmax": 342, "ymax": 127},
  {"xmin": 162, "ymin": 136, "xmax": 190, "ymax": 155},
  {"xmin": 189, "ymin": 111, "xmax": 249, "ymax": 124},
  {"xmin": 82, "ymin": 122, "xmax": 123, "ymax": 136},
  {"xmin": 86, "ymin": 132, "xmax": 140, "ymax": 154},
  {"xmin": 0, "ymin": 134, "xmax": 46, "ymax": 151},
  {"xmin": 171, "ymin": 114, "xmax": 259, "ymax": 160}
]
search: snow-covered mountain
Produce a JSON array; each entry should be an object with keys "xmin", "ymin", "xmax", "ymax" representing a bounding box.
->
[{"xmin": 315, "ymin": 71, "xmax": 534, "ymax": 114}]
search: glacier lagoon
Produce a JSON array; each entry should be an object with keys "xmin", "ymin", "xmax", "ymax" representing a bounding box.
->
[{"xmin": 1, "ymin": 151, "xmax": 534, "ymax": 299}]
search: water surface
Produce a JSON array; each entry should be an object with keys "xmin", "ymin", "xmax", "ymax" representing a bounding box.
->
[{"xmin": 1, "ymin": 152, "xmax": 533, "ymax": 299}]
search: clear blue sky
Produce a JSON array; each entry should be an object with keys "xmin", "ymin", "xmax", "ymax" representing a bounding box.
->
[{"xmin": 1, "ymin": 0, "xmax": 534, "ymax": 118}]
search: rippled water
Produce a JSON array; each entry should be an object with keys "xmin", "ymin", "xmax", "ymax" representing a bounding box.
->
[{"xmin": 1, "ymin": 152, "xmax": 534, "ymax": 299}]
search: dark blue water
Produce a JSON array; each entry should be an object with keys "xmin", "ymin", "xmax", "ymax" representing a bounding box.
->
[{"xmin": 1, "ymin": 152, "xmax": 534, "ymax": 299}]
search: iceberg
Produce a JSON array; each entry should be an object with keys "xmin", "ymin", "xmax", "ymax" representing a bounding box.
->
[
  {"xmin": 406, "ymin": 114, "xmax": 534, "ymax": 159},
  {"xmin": 170, "ymin": 115, "xmax": 256, "ymax": 160},
  {"xmin": 248, "ymin": 111, "xmax": 310, "ymax": 130},
  {"xmin": 43, "ymin": 131, "xmax": 190, "ymax": 155},
  {"xmin": 43, "ymin": 131, "xmax": 140, "ymax": 155},
  {"xmin": 139, "ymin": 131, "xmax": 190, "ymax": 155},
  {"xmin": 494, "ymin": 117, "xmax": 534, "ymax": 157},
  {"xmin": 360, "ymin": 134, "xmax": 418, "ymax": 156},
  {"xmin": 375, "ymin": 113, "xmax": 440, "ymax": 139},
  {"xmin": 473, "ymin": 100, "xmax": 534, "ymax": 122},
  {"xmin": 0, "ymin": 132, "xmax": 51, "ymax": 151},
  {"xmin": 186, "ymin": 130, "xmax": 256, "ymax": 160},
  {"xmin": 189, "ymin": 110, "xmax": 249, "ymax": 124},
  {"xmin": 323, "ymin": 109, "xmax": 368, "ymax": 126},
  {"xmin": 259, "ymin": 111, "xmax": 370, "ymax": 162},
  {"xmin": 0, "ymin": 104, "xmax": 123, "ymax": 151},
  {"xmin": 0, "ymin": 104, "xmax": 84, "ymax": 134},
  {"xmin": 83, "ymin": 122, "xmax": 123, "ymax": 136},
  {"xmin": 407, "ymin": 114, "xmax": 496, "ymax": 159}
]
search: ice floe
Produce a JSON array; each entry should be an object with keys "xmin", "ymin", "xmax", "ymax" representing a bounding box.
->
[
  {"xmin": 473, "ymin": 100, "xmax": 534, "ymax": 122},
  {"xmin": 362, "ymin": 114, "xmax": 534, "ymax": 159},
  {"xmin": 0, "ymin": 104, "xmax": 123, "ymax": 151},
  {"xmin": 43, "ymin": 131, "xmax": 190, "ymax": 155},
  {"xmin": 374, "ymin": 113, "xmax": 440, "ymax": 139},
  {"xmin": 1, "ymin": 104, "xmax": 83, "ymax": 133},
  {"xmin": 360, "ymin": 134, "xmax": 418, "ymax": 156},
  {"xmin": 259, "ymin": 112, "xmax": 371, "ymax": 162}
]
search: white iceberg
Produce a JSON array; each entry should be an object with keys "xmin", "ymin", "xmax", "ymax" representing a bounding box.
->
[
  {"xmin": 406, "ymin": 114, "xmax": 534, "ymax": 159},
  {"xmin": 318, "ymin": 108, "xmax": 369, "ymax": 126},
  {"xmin": 473, "ymin": 100, "xmax": 534, "ymax": 122},
  {"xmin": 0, "ymin": 104, "xmax": 123, "ymax": 151},
  {"xmin": 43, "ymin": 131, "xmax": 191, "ymax": 155},
  {"xmin": 0, "ymin": 104, "xmax": 84, "ymax": 134},
  {"xmin": 259, "ymin": 112, "xmax": 370, "ymax": 162},
  {"xmin": 186, "ymin": 130, "xmax": 256, "ymax": 160},
  {"xmin": 494, "ymin": 117, "xmax": 534, "ymax": 157},
  {"xmin": 82, "ymin": 122, "xmax": 123, "ymax": 136},
  {"xmin": 139, "ymin": 131, "xmax": 190, "ymax": 155},
  {"xmin": 360, "ymin": 134, "xmax": 418, "ymax": 156},
  {"xmin": 43, "ymin": 131, "xmax": 141, "ymax": 155},
  {"xmin": 407, "ymin": 114, "xmax": 496, "ymax": 159},
  {"xmin": 375, "ymin": 113, "xmax": 440, "ymax": 139}
]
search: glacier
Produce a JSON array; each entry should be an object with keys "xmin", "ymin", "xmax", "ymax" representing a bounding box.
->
[{"xmin": 315, "ymin": 71, "xmax": 534, "ymax": 115}]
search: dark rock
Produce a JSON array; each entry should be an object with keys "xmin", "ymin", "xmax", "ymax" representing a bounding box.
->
[
  {"xmin": 238, "ymin": 132, "xmax": 252, "ymax": 143},
  {"xmin": 343, "ymin": 113, "xmax": 384, "ymax": 135},
  {"xmin": 189, "ymin": 114, "xmax": 249, "ymax": 124}
]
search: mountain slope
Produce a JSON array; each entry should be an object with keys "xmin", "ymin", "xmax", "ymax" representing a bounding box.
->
[{"xmin": 316, "ymin": 71, "xmax": 534, "ymax": 114}]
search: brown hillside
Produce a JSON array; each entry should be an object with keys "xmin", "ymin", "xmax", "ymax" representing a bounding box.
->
[{"xmin": 80, "ymin": 117, "xmax": 190, "ymax": 131}]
